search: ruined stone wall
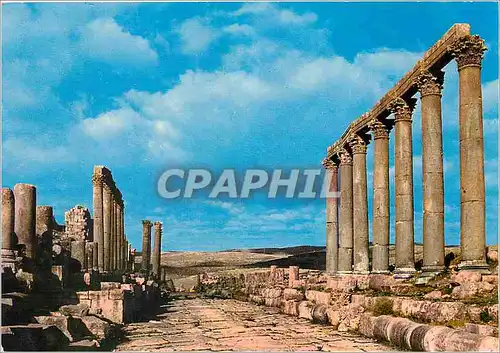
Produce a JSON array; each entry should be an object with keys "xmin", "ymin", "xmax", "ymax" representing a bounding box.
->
[
  {"xmin": 64, "ymin": 205, "xmax": 93, "ymax": 241},
  {"xmin": 197, "ymin": 267, "xmax": 499, "ymax": 352}
]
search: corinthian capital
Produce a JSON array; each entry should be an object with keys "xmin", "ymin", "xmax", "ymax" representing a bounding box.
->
[
  {"xmin": 348, "ymin": 134, "xmax": 368, "ymax": 154},
  {"xmin": 92, "ymin": 173, "xmax": 104, "ymax": 187},
  {"xmin": 388, "ymin": 97, "xmax": 416, "ymax": 122},
  {"xmin": 368, "ymin": 119, "xmax": 391, "ymax": 139},
  {"xmin": 416, "ymin": 70, "xmax": 444, "ymax": 97},
  {"xmin": 142, "ymin": 220, "xmax": 152, "ymax": 227},
  {"xmin": 322, "ymin": 157, "xmax": 338, "ymax": 170},
  {"xmin": 449, "ymin": 35, "xmax": 487, "ymax": 70},
  {"xmin": 338, "ymin": 148, "xmax": 353, "ymax": 165}
]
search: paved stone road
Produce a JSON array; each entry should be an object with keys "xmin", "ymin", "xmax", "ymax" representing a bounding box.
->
[{"xmin": 115, "ymin": 297, "xmax": 393, "ymax": 351}]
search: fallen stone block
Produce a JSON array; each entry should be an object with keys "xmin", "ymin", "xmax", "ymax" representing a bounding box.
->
[
  {"xmin": 423, "ymin": 290, "xmax": 442, "ymax": 300},
  {"xmin": 1, "ymin": 324, "xmax": 46, "ymax": 351},
  {"xmin": 100, "ymin": 282, "xmax": 121, "ymax": 290},
  {"xmin": 42, "ymin": 324, "xmax": 70, "ymax": 350},
  {"xmin": 451, "ymin": 281, "xmax": 495, "ymax": 299},
  {"xmin": 465, "ymin": 323, "xmax": 498, "ymax": 337},
  {"xmin": 326, "ymin": 308, "xmax": 340, "ymax": 329},
  {"xmin": 67, "ymin": 339, "xmax": 100, "ymax": 351},
  {"xmin": 311, "ymin": 304, "xmax": 328, "ymax": 324},
  {"xmin": 283, "ymin": 288, "xmax": 304, "ymax": 301},
  {"xmin": 282, "ymin": 300, "xmax": 299, "ymax": 316},
  {"xmin": 451, "ymin": 270, "xmax": 482, "ymax": 285},
  {"xmin": 358, "ymin": 313, "xmax": 375, "ymax": 338},
  {"xmin": 482, "ymin": 275, "xmax": 498, "ymax": 285},
  {"xmin": 305, "ymin": 290, "xmax": 331, "ymax": 306},
  {"xmin": 80, "ymin": 315, "xmax": 115, "ymax": 340},
  {"xmin": 297, "ymin": 301, "xmax": 313, "ymax": 320},
  {"xmin": 59, "ymin": 303, "xmax": 90, "ymax": 317},
  {"xmin": 34, "ymin": 315, "xmax": 89, "ymax": 342}
]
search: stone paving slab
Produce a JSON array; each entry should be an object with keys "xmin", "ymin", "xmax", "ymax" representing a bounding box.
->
[{"xmin": 115, "ymin": 298, "xmax": 393, "ymax": 352}]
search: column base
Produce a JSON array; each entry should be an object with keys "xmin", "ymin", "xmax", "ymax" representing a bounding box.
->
[
  {"xmin": 336, "ymin": 270, "xmax": 353, "ymax": 276},
  {"xmin": 393, "ymin": 267, "xmax": 416, "ymax": 279},
  {"xmin": 458, "ymin": 260, "xmax": 490, "ymax": 274},
  {"xmin": 415, "ymin": 267, "xmax": 445, "ymax": 285},
  {"xmin": 371, "ymin": 270, "xmax": 391, "ymax": 275},
  {"xmin": 353, "ymin": 270, "xmax": 370, "ymax": 275}
]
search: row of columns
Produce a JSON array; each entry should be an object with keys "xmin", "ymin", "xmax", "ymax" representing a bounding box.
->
[
  {"xmin": 141, "ymin": 220, "xmax": 163, "ymax": 280},
  {"xmin": 92, "ymin": 165, "xmax": 129, "ymax": 273},
  {"xmin": 324, "ymin": 34, "xmax": 489, "ymax": 276}
]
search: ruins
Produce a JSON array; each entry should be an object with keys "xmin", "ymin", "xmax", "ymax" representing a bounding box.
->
[
  {"xmin": 323, "ymin": 24, "xmax": 490, "ymax": 279},
  {"xmin": 1, "ymin": 23, "xmax": 498, "ymax": 352}
]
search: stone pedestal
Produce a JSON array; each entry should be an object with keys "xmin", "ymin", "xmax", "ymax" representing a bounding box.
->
[
  {"xmin": 14, "ymin": 184, "xmax": 37, "ymax": 260},
  {"xmin": 389, "ymin": 98, "xmax": 417, "ymax": 277},
  {"xmin": 451, "ymin": 35, "xmax": 489, "ymax": 273},
  {"xmin": 369, "ymin": 119, "xmax": 391, "ymax": 274},
  {"xmin": 417, "ymin": 70, "xmax": 446, "ymax": 276},
  {"xmin": 338, "ymin": 149, "xmax": 353, "ymax": 274},
  {"xmin": 2, "ymin": 188, "xmax": 16, "ymax": 268},
  {"xmin": 323, "ymin": 159, "xmax": 339, "ymax": 275},
  {"xmin": 349, "ymin": 135, "xmax": 370, "ymax": 274}
]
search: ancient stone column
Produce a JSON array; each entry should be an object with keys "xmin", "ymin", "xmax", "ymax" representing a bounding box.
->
[
  {"xmin": 338, "ymin": 148, "xmax": 354, "ymax": 274},
  {"xmin": 388, "ymin": 98, "xmax": 417, "ymax": 277},
  {"xmin": 288, "ymin": 266, "xmax": 299, "ymax": 287},
  {"xmin": 92, "ymin": 242, "xmax": 99, "ymax": 271},
  {"xmin": 323, "ymin": 158, "xmax": 339, "ymax": 275},
  {"xmin": 92, "ymin": 169, "xmax": 104, "ymax": 272},
  {"xmin": 103, "ymin": 183, "xmax": 112, "ymax": 272},
  {"xmin": 13, "ymin": 184, "xmax": 37, "ymax": 260},
  {"xmin": 70, "ymin": 240, "xmax": 86, "ymax": 271},
  {"xmin": 152, "ymin": 221, "xmax": 163, "ymax": 279},
  {"xmin": 117, "ymin": 203, "xmax": 122, "ymax": 270},
  {"xmin": 141, "ymin": 220, "xmax": 152, "ymax": 277},
  {"xmin": 416, "ymin": 70, "xmax": 446, "ymax": 277},
  {"xmin": 85, "ymin": 242, "xmax": 94, "ymax": 272},
  {"xmin": 36, "ymin": 206, "xmax": 53, "ymax": 269},
  {"xmin": 110, "ymin": 195, "xmax": 117, "ymax": 271},
  {"xmin": 450, "ymin": 35, "xmax": 489, "ymax": 272},
  {"xmin": 2, "ymin": 188, "xmax": 16, "ymax": 264},
  {"xmin": 349, "ymin": 134, "xmax": 370, "ymax": 274},
  {"xmin": 369, "ymin": 119, "xmax": 392, "ymax": 274}
]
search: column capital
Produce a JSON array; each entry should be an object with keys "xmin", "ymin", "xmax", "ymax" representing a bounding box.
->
[
  {"xmin": 449, "ymin": 35, "xmax": 487, "ymax": 70},
  {"xmin": 92, "ymin": 173, "xmax": 104, "ymax": 187},
  {"xmin": 142, "ymin": 220, "xmax": 152, "ymax": 227},
  {"xmin": 388, "ymin": 97, "xmax": 417, "ymax": 122},
  {"xmin": 368, "ymin": 118, "xmax": 392, "ymax": 140},
  {"xmin": 339, "ymin": 148, "xmax": 353, "ymax": 165},
  {"xmin": 154, "ymin": 221, "xmax": 163, "ymax": 229},
  {"xmin": 348, "ymin": 134, "xmax": 368, "ymax": 154},
  {"xmin": 322, "ymin": 157, "xmax": 338, "ymax": 170},
  {"xmin": 416, "ymin": 70, "xmax": 444, "ymax": 97}
]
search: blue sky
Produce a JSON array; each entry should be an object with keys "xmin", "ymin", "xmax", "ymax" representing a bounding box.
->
[{"xmin": 2, "ymin": 2, "xmax": 498, "ymax": 252}]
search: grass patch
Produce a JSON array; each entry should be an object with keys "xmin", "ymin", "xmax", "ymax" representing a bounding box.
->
[
  {"xmin": 480, "ymin": 310, "xmax": 493, "ymax": 323},
  {"xmin": 372, "ymin": 297, "xmax": 394, "ymax": 316}
]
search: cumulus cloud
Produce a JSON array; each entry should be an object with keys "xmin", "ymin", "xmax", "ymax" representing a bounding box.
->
[
  {"xmin": 80, "ymin": 18, "xmax": 158, "ymax": 65},
  {"xmin": 233, "ymin": 3, "xmax": 317, "ymax": 26},
  {"xmin": 175, "ymin": 17, "xmax": 218, "ymax": 54}
]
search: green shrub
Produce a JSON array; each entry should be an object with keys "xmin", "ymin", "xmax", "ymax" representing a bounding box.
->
[
  {"xmin": 372, "ymin": 297, "xmax": 394, "ymax": 316},
  {"xmin": 480, "ymin": 310, "xmax": 493, "ymax": 323}
]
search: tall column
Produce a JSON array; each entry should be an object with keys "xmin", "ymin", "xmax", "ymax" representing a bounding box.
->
[
  {"xmin": 152, "ymin": 221, "xmax": 163, "ymax": 279},
  {"xmin": 369, "ymin": 119, "xmax": 392, "ymax": 274},
  {"xmin": 36, "ymin": 206, "xmax": 53, "ymax": 269},
  {"xmin": 92, "ymin": 170, "xmax": 104, "ymax": 273},
  {"xmin": 121, "ymin": 206, "xmax": 125, "ymax": 269},
  {"xmin": 111, "ymin": 198, "xmax": 116, "ymax": 271},
  {"xmin": 349, "ymin": 134, "xmax": 370, "ymax": 274},
  {"xmin": 2, "ymin": 188, "xmax": 16, "ymax": 265},
  {"xmin": 338, "ymin": 148, "xmax": 353, "ymax": 274},
  {"xmin": 141, "ymin": 220, "xmax": 152, "ymax": 277},
  {"xmin": 416, "ymin": 70, "xmax": 446, "ymax": 277},
  {"xmin": 103, "ymin": 183, "xmax": 112, "ymax": 272},
  {"xmin": 450, "ymin": 35, "xmax": 489, "ymax": 272},
  {"xmin": 323, "ymin": 158, "xmax": 339, "ymax": 275},
  {"xmin": 14, "ymin": 184, "xmax": 37, "ymax": 260},
  {"xmin": 92, "ymin": 242, "xmax": 99, "ymax": 271},
  {"xmin": 388, "ymin": 97, "xmax": 417, "ymax": 277},
  {"xmin": 85, "ymin": 242, "xmax": 94, "ymax": 272}
]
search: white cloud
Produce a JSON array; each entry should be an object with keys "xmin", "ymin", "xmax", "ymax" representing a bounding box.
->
[
  {"xmin": 483, "ymin": 79, "xmax": 498, "ymax": 114},
  {"xmin": 175, "ymin": 17, "xmax": 218, "ymax": 54},
  {"xmin": 233, "ymin": 3, "xmax": 317, "ymax": 26},
  {"xmin": 223, "ymin": 23, "xmax": 255, "ymax": 36},
  {"xmin": 80, "ymin": 18, "xmax": 158, "ymax": 65},
  {"xmin": 3, "ymin": 138, "xmax": 73, "ymax": 166}
]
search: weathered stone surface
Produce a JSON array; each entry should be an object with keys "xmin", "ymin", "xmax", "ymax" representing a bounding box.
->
[
  {"xmin": 305, "ymin": 290, "xmax": 331, "ymax": 306},
  {"xmin": 297, "ymin": 301, "xmax": 314, "ymax": 320},
  {"xmin": 465, "ymin": 323, "xmax": 498, "ymax": 337},
  {"xmin": 451, "ymin": 281, "xmax": 495, "ymax": 299},
  {"xmin": 283, "ymin": 288, "xmax": 305, "ymax": 301},
  {"xmin": 282, "ymin": 300, "xmax": 299, "ymax": 316},
  {"xmin": 34, "ymin": 315, "xmax": 87, "ymax": 342},
  {"xmin": 423, "ymin": 290, "xmax": 442, "ymax": 300},
  {"xmin": 482, "ymin": 275, "xmax": 498, "ymax": 285},
  {"xmin": 101, "ymin": 282, "xmax": 121, "ymax": 290},
  {"xmin": 80, "ymin": 315, "xmax": 114, "ymax": 339},
  {"xmin": 59, "ymin": 303, "xmax": 90, "ymax": 317},
  {"xmin": 451, "ymin": 270, "xmax": 482, "ymax": 284},
  {"xmin": 487, "ymin": 249, "xmax": 498, "ymax": 262}
]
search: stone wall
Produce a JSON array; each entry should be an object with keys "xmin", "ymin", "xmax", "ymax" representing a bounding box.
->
[
  {"xmin": 64, "ymin": 205, "xmax": 93, "ymax": 242},
  {"xmin": 197, "ymin": 267, "xmax": 498, "ymax": 352}
]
